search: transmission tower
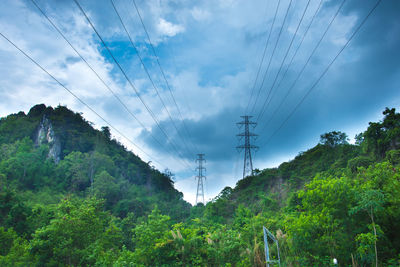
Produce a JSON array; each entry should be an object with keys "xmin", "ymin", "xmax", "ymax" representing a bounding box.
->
[
  {"xmin": 195, "ymin": 154, "xmax": 206, "ymax": 205},
  {"xmin": 236, "ymin": 116, "xmax": 258, "ymax": 178}
]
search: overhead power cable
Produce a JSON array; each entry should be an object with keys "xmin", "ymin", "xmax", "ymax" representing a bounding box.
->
[
  {"xmin": 249, "ymin": 0, "xmax": 293, "ymax": 116},
  {"xmin": 258, "ymin": 0, "xmax": 323, "ymax": 124},
  {"xmin": 164, "ymin": 44, "xmax": 201, "ymax": 154},
  {"xmin": 255, "ymin": 0, "xmax": 312, "ymax": 123},
  {"xmin": 73, "ymin": 0, "xmax": 192, "ymax": 169},
  {"xmin": 258, "ymin": 0, "xmax": 345, "ymax": 136},
  {"xmin": 110, "ymin": 0, "xmax": 195, "ymax": 158},
  {"xmin": 0, "ymin": 31, "xmax": 166, "ymax": 169},
  {"xmin": 261, "ymin": 0, "xmax": 382, "ymax": 147},
  {"xmin": 131, "ymin": 0, "xmax": 199, "ymax": 155},
  {"xmin": 245, "ymin": 0, "xmax": 281, "ymax": 114},
  {"xmin": 30, "ymin": 0, "xmax": 182, "ymax": 168}
]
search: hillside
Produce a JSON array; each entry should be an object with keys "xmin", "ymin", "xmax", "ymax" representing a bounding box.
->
[
  {"xmin": 201, "ymin": 107, "xmax": 400, "ymax": 266},
  {"xmin": 0, "ymin": 104, "xmax": 190, "ymax": 220},
  {"xmin": 202, "ymin": 142, "xmax": 361, "ymax": 222},
  {"xmin": 1, "ymin": 106, "xmax": 400, "ymax": 266}
]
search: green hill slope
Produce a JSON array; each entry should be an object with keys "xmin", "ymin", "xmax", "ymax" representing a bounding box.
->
[
  {"xmin": 200, "ymin": 108, "xmax": 400, "ymax": 266},
  {"xmin": 1, "ymin": 106, "xmax": 399, "ymax": 266},
  {"xmin": 0, "ymin": 104, "xmax": 190, "ymax": 221}
]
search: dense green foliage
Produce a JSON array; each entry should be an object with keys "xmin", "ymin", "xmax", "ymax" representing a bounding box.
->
[
  {"xmin": 0, "ymin": 104, "xmax": 190, "ymax": 229},
  {"xmin": 1, "ymin": 105, "xmax": 400, "ymax": 266}
]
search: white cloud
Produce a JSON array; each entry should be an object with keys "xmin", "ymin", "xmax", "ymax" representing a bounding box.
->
[
  {"xmin": 157, "ymin": 18, "xmax": 185, "ymax": 37},
  {"xmin": 191, "ymin": 7, "xmax": 211, "ymax": 21},
  {"xmin": 329, "ymin": 13, "xmax": 358, "ymax": 46},
  {"xmin": 0, "ymin": 0, "xmax": 398, "ymax": 203},
  {"xmin": 218, "ymin": 0, "xmax": 237, "ymax": 8}
]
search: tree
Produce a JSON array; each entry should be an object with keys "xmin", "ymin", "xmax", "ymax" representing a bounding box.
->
[
  {"xmin": 30, "ymin": 197, "xmax": 122, "ymax": 266},
  {"xmin": 101, "ymin": 126, "xmax": 111, "ymax": 140},
  {"xmin": 0, "ymin": 188, "xmax": 32, "ymax": 237},
  {"xmin": 0, "ymin": 227, "xmax": 31, "ymax": 266},
  {"xmin": 350, "ymin": 189, "xmax": 384, "ymax": 267},
  {"xmin": 131, "ymin": 207, "xmax": 171, "ymax": 265},
  {"xmin": 56, "ymin": 151, "xmax": 115, "ymax": 192},
  {"xmin": 363, "ymin": 108, "xmax": 400, "ymax": 158},
  {"xmin": 163, "ymin": 168, "xmax": 175, "ymax": 183},
  {"xmin": 355, "ymin": 133, "xmax": 364, "ymax": 145},
  {"xmin": 286, "ymin": 175, "xmax": 355, "ymax": 265},
  {"xmin": 92, "ymin": 170, "xmax": 120, "ymax": 208},
  {"xmin": 320, "ymin": 131, "xmax": 349, "ymax": 147}
]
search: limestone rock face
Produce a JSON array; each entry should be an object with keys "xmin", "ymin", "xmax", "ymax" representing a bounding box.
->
[{"xmin": 35, "ymin": 116, "xmax": 61, "ymax": 163}]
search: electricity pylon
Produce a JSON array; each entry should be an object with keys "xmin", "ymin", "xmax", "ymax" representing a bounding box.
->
[
  {"xmin": 236, "ymin": 116, "xmax": 258, "ymax": 178},
  {"xmin": 195, "ymin": 154, "xmax": 206, "ymax": 205}
]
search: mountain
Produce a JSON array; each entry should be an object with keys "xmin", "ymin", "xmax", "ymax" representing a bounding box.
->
[
  {"xmin": 201, "ymin": 107, "xmax": 400, "ymax": 266},
  {"xmin": 0, "ymin": 104, "xmax": 190, "ymax": 220},
  {"xmin": 203, "ymin": 141, "xmax": 361, "ymax": 222},
  {"xmin": 0, "ymin": 105, "xmax": 399, "ymax": 266}
]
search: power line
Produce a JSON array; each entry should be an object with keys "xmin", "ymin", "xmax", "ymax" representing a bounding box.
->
[
  {"xmin": 110, "ymin": 0, "xmax": 195, "ymax": 158},
  {"xmin": 245, "ymin": 0, "xmax": 281, "ymax": 114},
  {"xmin": 258, "ymin": 0, "xmax": 323, "ymax": 124},
  {"xmin": 0, "ymin": 31, "xmax": 166, "ymax": 169},
  {"xmin": 249, "ymin": 0, "xmax": 293, "ymax": 116},
  {"xmin": 30, "ymin": 0, "xmax": 183, "ymax": 168},
  {"xmin": 270, "ymin": 0, "xmax": 324, "ymax": 106},
  {"xmin": 255, "ymin": 0, "xmax": 312, "ymax": 123},
  {"xmin": 233, "ymin": 151, "xmax": 241, "ymax": 182},
  {"xmin": 131, "ymin": 0, "xmax": 198, "ymax": 155},
  {"xmin": 163, "ymin": 43, "xmax": 201, "ymax": 154},
  {"xmin": 73, "ymin": 0, "xmax": 192, "ymax": 169},
  {"xmin": 261, "ymin": 0, "xmax": 382, "ymax": 147},
  {"xmin": 258, "ymin": 0, "xmax": 345, "ymax": 137}
]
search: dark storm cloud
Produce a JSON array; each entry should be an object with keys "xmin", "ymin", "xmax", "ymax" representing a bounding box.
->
[
  {"xmin": 138, "ymin": 0, "xmax": 400, "ymax": 202},
  {"xmin": 1, "ymin": 0, "xmax": 399, "ymax": 203},
  {"xmin": 140, "ymin": 107, "xmax": 243, "ymax": 161}
]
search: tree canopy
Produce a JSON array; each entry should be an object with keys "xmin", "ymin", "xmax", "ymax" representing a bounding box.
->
[{"xmin": 1, "ymin": 105, "xmax": 400, "ymax": 266}]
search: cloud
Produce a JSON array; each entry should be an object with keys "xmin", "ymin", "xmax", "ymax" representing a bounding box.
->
[
  {"xmin": 0, "ymin": 0, "xmax": 399, "ymax": 205},
  {"xmin": 0, "ymin": 0, "xmax": 167, "ymax": 164},
  {"xmin": 157, "ymin": 18, "xmax": 185, "ymax": 37},
  {"xmin": 191, "ymin": 7, "xmax": 211, "ymax": 21}
]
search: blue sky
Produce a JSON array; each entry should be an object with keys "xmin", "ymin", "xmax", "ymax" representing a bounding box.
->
[{"xmin": 0, "ymin": 0, "xmax": 399, "ymax": 204}]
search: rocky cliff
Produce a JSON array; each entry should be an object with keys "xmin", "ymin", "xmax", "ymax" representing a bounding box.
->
[{"xmin": 35, "ymin": 115, "xmax": 61, "ymax": 163}]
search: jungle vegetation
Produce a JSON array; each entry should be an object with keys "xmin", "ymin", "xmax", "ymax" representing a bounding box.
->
[{"xmin": 0, "ymin": 104, "xmax": 399, "ymax": 266}]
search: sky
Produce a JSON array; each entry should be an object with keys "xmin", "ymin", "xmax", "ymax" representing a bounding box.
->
[{"xmin": 0, "ymin": 0, "xmax": 399, "ymax": 204}]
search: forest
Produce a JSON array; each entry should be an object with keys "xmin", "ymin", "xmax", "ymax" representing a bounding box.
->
[{"xmin": 0, "ymin": 104, "xmax": 399, "ymax": 266}]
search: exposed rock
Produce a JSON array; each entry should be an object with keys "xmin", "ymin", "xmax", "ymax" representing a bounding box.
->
[{"xmin": 35, "ymin": 115, "xmax": 61, "ymax": 163}]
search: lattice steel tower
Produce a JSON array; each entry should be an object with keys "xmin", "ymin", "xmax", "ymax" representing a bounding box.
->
[
  {"xmin": 236, "ymin": 116, "xmax": 258, "ymax": 178},
  {"xmin": 195, "ymin": 154, "xmax": 206, "ymax": 205}
]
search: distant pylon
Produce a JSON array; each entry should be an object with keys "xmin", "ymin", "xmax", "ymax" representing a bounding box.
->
[
  {"xmin": 195, "ymin": 154, "xmax": 206, "ymax": 205},
  {"xmin": 236, "ymin": 116, "xmax": 258, "ymax": 178}
]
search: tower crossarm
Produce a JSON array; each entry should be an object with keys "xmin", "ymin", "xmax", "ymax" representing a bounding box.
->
[
  {"xmin": 236, "ymin": 145, "xmax": 259, "ymax": 149},
  {"xmin": 236, "ymin": 132, "xmax": 258, "ymax": 137}
]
